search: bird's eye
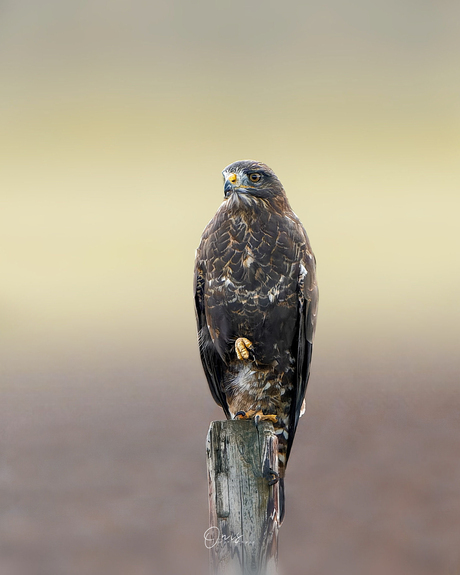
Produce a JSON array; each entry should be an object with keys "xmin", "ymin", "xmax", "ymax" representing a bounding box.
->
[{"xmin": 249, "ymin": 173, "xmax": 261, "ymax": 183}]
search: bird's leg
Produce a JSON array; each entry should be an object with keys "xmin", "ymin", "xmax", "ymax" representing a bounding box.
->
[{"xmin": 235, "ymin": 337, "xmax": 253, "ymax": 360}]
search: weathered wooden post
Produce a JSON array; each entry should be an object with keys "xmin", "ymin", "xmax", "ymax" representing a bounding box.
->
[{"xmin": 206, "ymin": 420, "xmax": 280, "ymax": 575}]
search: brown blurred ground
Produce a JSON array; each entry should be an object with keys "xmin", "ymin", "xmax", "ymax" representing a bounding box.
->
[{"xmin": 1, "ymin": 347, "xmax": 459, "ymax": 575}]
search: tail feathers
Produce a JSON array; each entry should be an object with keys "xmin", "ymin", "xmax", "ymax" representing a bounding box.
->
[{"xmin": 279, "ymin": 477, "xmax": 285, "ymax": 523}]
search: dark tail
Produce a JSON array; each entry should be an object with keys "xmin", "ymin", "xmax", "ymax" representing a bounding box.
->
[{"xmin": 279, "ymin": 477, "xmax": 285, "ymax": 523}]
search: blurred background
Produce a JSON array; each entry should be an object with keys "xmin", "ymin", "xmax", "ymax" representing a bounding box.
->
[{"xmin": 1, "ymin": 1, "xmax": 459, "ymax": 574}]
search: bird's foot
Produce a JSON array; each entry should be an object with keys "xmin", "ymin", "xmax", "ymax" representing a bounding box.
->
[
  {"xmin": 235, "ymin": 337, "xmax": 253, "ymax": 360},
  {"xmin": 235, "ymin": 409, "xmax": 257, "ymax": 420},
  {"xmin": 235, "ymin": 409, "xmax": 278, "ymax": 425},
  {"xmin": 254, "ymin": 411, "xmax": 278, "ymax": 425},
  {"xmin": 234, "ymin": 410, "xmax": 278, "ymax": 424},
  {"xmin": 265, "ymin": 467, "xmax": 279, "ymax": 486}
]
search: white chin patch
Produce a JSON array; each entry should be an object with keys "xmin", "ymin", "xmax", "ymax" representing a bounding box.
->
[{"xmin": 227, "ymin": 192, "xmax": 257, "ymax": 208}]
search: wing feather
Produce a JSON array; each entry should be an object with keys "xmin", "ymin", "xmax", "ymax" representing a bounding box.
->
[
  {"xmin": 193, "ymin": 260, "xmax": 231, "ymax": 418},
  {"xmin": 287, "ymin": 253, "xmax": 318, "ymax": 462}
]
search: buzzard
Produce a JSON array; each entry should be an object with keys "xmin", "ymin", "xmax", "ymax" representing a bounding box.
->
[{"xmin": 194, "ymin": 160, "xmax": 318, "ymax": 520}]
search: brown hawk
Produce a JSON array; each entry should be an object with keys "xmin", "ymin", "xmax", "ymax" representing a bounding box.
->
[{"xmin": 194, "ymin": 160, "xmax": 318, "ymax": 520}]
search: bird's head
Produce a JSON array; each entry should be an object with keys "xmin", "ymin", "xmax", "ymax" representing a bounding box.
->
[{"xmin": 222, "ymin": 160, "xmax": 285, "ymax": 202}]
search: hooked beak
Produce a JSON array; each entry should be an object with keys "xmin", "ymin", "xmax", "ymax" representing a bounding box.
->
[{"xmin": 224, "ymin": 172, "xmax": 238, "ymax": 197}]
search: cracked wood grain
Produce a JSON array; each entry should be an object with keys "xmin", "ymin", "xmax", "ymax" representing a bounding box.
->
[{"xmin": 206, "ymin": 420, "xmax": 279, "ymax": 575}]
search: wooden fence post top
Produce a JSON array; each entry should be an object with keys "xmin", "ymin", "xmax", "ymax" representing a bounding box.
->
[{"xmin": 206, "ymin": 420, "xmax": 280, "ymax": 575}]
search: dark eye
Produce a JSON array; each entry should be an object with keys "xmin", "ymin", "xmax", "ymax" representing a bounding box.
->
[{"xmin": 248, "ymin": 173, "xmax": 261, "ymax": 183}]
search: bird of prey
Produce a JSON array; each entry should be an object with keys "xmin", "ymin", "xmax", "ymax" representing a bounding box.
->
[{"xmin": 194, "ymin": 160, "xmax": 318, "ymax": 520}]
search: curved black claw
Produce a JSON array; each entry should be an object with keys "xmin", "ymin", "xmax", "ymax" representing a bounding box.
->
[
  {"xmin": 265, "ymin": 468, "xmax": 279, "ymax": 486},
  {"xmin": 235, "ymin": 411, "xmax": 247, "ymax": 419}
]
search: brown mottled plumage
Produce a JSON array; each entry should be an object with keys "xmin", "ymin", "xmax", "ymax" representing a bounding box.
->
[{"xmin": 194, "ymin": 160, "xmax": 318, "ymax": 521}]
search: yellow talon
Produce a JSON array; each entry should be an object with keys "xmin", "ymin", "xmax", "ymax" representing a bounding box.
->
[
  {"xmin": 234, "ymin": 410, "xmax": 278, "ymax": 423},
  {"xmin": 235, "ymin": 337, "xmax": 253, "ymax": 360},
  {"xmin": 254, "ymin": 411, "xmax": 278, "ymax": 423},
  {"xmin": 235, "ymin": 409, "xmax": 257, "ymax": 420}
]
